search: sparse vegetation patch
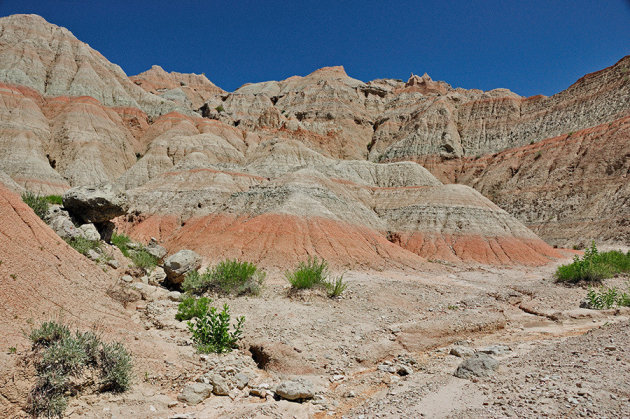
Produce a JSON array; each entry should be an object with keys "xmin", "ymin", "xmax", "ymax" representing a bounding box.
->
[
  {"xmin": 585, "ymin": 283, "xmax": 630, "ymax": 309},
  {"xmin": 182, "ymin": 259, "xmax": 265, "ymax": 296},
  {"xmin": 64, "ymin": 237, "xmax": 101, "ymax": 256},
  {"xmin": 286, "ymin": 257, "xmax": 348, "ymax": 297},
  {"xmin": 22, "ymin": 192, "xmax": 49, "ymax": 220},
  {"xmin": 176, "ymin": 295, "xmax": 211, "ymax": 321}
]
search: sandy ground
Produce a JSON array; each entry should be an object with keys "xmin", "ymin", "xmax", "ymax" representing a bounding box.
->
[{"xmin": 9, "ymin": 256, "xmax": 629, "ymax": 418}]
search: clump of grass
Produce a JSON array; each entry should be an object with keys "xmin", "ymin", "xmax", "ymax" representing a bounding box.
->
[
  {"xmin": 286, "ymin": 257, "xmax": 348, "ymax": 297},
  {"xmin": 21, "ymin": 191, "xmax": 49, "ymax": 220},
  {"xmin": 64, "ymin": 237, "xmax": 101, "ymax": 256},
  {"xmin": 555, "ymin": 242, "xmax": 630, "ymax": 283},
  {"xmin": 111, "ymin": 232, "xmax": 131, "ymax": 257},
  {"xmin": 188, "ymin": 304, "xmax": 244, "ymax": 353},
  {"xmin": 585, "ymin": 283, "xmax": 630, "ymax": 309},
  {"xmin": 285, "ymin": 257, "xmax": 329, "ymax": 289},
  {"xmin": 44, "ymin": 195, "xmax": 63, "ymax": 205},
  {"xmin": 27, "ymin": 321, "xmax": 132, "ymax": 417},
  {"xmin": 129, "ymin": 249, "xmax": 158, "ymax": 271},
  {"xmin": 182, "ymin": 259, "xmax": 265, "ymax": 296},
  {"xmin": 176, "ymin": 295, "xmax": 211, "ymax": 321}
]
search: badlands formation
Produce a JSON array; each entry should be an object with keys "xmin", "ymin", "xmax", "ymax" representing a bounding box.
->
[{"xmin": 0, "ymin": 13, "xmax": 629, "ymax": 418}]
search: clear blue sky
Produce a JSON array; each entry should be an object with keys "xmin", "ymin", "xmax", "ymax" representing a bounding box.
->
[{"xmin": 1, "ymin": 0, "xmax": 629, "ymax": 96}]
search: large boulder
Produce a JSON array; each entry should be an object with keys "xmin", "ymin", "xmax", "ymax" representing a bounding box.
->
[
  {"xmin": 275, "ymin": 379, "xmax": 315, "ymax": 401},
  {"xmin": 163, "ymin": 250, "xmax": 201, "ymax": 284},
  {"xmin": 177, "ymin": 382, "xmax": 213, "ymax": 405},
  {"xmin": 62, "ymin": 183, "xmax": 128, "ymax": 223},
  {"xmin": 454, "ymin": 353, "xmax": 499, "ymax": 379}
]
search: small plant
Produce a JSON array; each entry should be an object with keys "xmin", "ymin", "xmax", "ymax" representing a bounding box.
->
[
  {"xmin": 286, "ymin": 257, "xmax": 329, "ymax": 290},
  {"xmin": 44, "ymin": 195, "xmax": 63, "ymax": 205},
  {"xmin": 188, "ymin": 304, "xmax": 245, "ymax": 353},
  {"xmin": 447, "ymin": 305, "xmax": 459, "ymax": 310},
  {"xmin": 534, "ymin": 151, "xmax": 542, "ymax": 160},
  {"xmin": 111, "ymin": 232, "xmax": 132, "ymax": 257},
  {"xmin": 326, "ymin": 274, "xmax": 348, "ymax": 298},
  {"xmin": 21, "ymin": 191, "xmax": 49, "ymax": 220},
  {"xmin": 585, "ymin": 283, "xmax": 630, "ymax": 309},
  {"xmin": 8, "ymin": 346, "xmax": 16, "ymax": 354},
  {"xmin": 215, "ymin": 105, "xmax": 225, "ymax": 113},
  {"xmin": 27, "ymin": 321, "xmax": 132, "ymax": 417},
  {"xmin": 64, "ymin": 237, "xmax": 101, "ymax": 256},
  {"xmin": 176, "ymin": 295, "xmax": 211, "ymax": 321},
  {"xmin": 129, "ymin": 249, "xmax": 158, "ymax": 271},
  {"xmin": 555, "ymin": 242, "xmax": 630, "ymax": 283}
]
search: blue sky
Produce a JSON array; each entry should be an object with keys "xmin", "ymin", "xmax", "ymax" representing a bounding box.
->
[{"xmin": 1, "ymin": 0, "xmax": 629, "ymax": 96}]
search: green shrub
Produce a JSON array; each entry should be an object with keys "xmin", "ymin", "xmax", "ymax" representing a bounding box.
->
[
  {"xmin": 585, "ymin": 283, "xmax": 630, "ymax": 309},
  {"xmin": 130, "ymin": 249, "xmax": 158, "ymax": 270},
  {"xmin": 21, "ymin": 191, "xmax": 49, "ymax": 220},
  {"xmin": 555, "ymin": 242, "xmax": 630, "ymax": 283},
  {"xmin": 182, "ymin": 260, "xmax": 265, "ymax": 296},
  {"xmin": 45, "ymin": 195, "xmax": 63, "ymax": 205},
  {"xmin": 188, "ymin": 304, "xmax": 244, "ymax": 353},
  {"xmin": 326, "ymin": 274, "xmax": 348, "ymax": 298},
  {"xmin": 64, "ymin": 237, "xmax": 101, "ymax": 256},
  {"xmin": 176, "ymin": 295, "xmax": 211, "ymax": 321},
  {"xmin": 111, "ymin": 232, "xmax": 132, "ymax": 257},
  {"xmin": 27, "ymin": 321, "xmax": 132, "ymax": 417},
  {"xmin": 211, "ymin": 259, "xmax": 265, "ymax": 295},
  {"xmin": 181, "ymin": 269, "xmax": 212, "ymax": 294},
  {"xmin": 215, "ymin": 105, "xmax": 225, "ymax": 113},
  {"xmin": 286, "ymin": 257, "xmax": 329, "ymax": 289}
]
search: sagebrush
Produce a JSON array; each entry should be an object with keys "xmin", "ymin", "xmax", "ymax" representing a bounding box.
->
[
  {"xmin": 28, "ymin": 321, "xmax": 132, "ymax": 417},
  {"xmin": 182, "ymin": 259, "xmax": 264, "ymax": 296}
]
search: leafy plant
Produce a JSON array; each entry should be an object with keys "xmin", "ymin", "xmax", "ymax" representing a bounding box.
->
[
  {"xmin": 585, "ymin": 283, "xmax": 630, "ymax": 309},
  {"xmin": 176, "ymin": 295, "xmax": 211, "ymax": 321},
  {"xmin": 64, "ymin": 237, "xmax": 101, "ymax": 256},
  {"xmin": 21, "ymin": 191, "xmax": 49, "ymax": 220},
  {"xmin": 8, "ymin": 346, "xmax": 17, "ymax": 354},
  {"xmin": 286, "ymin": 257, "xmax": 329, "ymax": 289},
  {"xmin": 28, "ymin": 321, "xmax": 132, "ymax": 417},
  {"xmin": 181, "ymin": 269, "xmax": 212, "ymax": 294},
  {"xmin": 215, "ymin": 105, "xmax": 225, "ymax": 113},
  {"xmin": 326, "ymin": 274, "xmax": 348, "ymax": 298},
  {"xmin": 188, "ymin": 304, "xmax": 245, "ymax": 353},
  {"xmin": 111, "ymin": 232, "xmax": 132, "ymax": 257},
  {"xmin": 555, "ymin": 242, "xmax": 630, "ymax": 283}
]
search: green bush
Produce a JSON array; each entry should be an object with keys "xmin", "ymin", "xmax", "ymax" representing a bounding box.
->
[
  {"xmin": 555, "ymin": 242, "xmax": 630, "ymax": 283},
  {"xmin": 215, "ymin": 105, "xmax": 225, "ymax": 113},
  {"xmin": 45, "ymin": 195, "xmax": 63, "ymax": 205},
  {"xmin": 130, "ymin": 249, "xmax": 158, "ymax": 270},
  {"xmin": 111, "ymin": 232, "xmax": 132, "ymax": 257},
  {"xmin": 188, "ymin": 304, "xmax": 244, "ymax": 353},
  {"xmin": 64, "ymin": 237, "xmax": 101, "ymax": 256},
  {"xmin": 21, "ymin": 191, "xmax": 49, "ymax": 220},
  {"xmin": 176, "ymin": 295, "xmax": 211, "ymax": 321},
  {"xmin": 182, "ymin": 259, "xmax": 265, "ymax": 296},
  {"xmin": 286, "ymin": 257, "xmax": 329, "ymax": 289},
  {"xmin": 27, "ymin": 321, "xmax": 132, "ymax": 417},
  {"xmin": 181, "ymin": 269, "xmax": 212, "ymax": 294},
  {"xmin": 585, "ymin": 283, "xmax": 630, "ymax": 309}
]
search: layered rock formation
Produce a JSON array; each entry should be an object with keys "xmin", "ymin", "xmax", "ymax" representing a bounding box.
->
[{"xmin": 0, "ymin": 13, "xmax": 626, "ymax": 265}]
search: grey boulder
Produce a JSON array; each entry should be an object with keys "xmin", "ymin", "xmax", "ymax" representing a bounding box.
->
[
  {"xmin": 177, "ymin": 382, "xmax": 213, "ymax": 405},
  {"xmin": 454, "ymin": 353, "xmax": 499, "ymax": 379},
  {"xmin": 62, "ymin": 183, "xmax": 128, "ymax": 223},
  {"xmin": 275, "ymin": 378, "xmax": 315, "ymax": 401},
  {"xmin": 163, "ymin": 250, "xmax": 201, "ymax": 284}
]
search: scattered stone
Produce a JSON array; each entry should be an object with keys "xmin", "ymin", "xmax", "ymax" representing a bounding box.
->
[
  {"xmin": 121, "ymin": 275, "xmax": 134, "ymax": 283},
  {"xmin": 275, "ymin": 378, "xmax": 315, "ymax": 401},
  {"xmin": 207, "ymin": 374, "xmax": 230, "ymax": 396},
  {"xmin": 106, "ymin": 259, "xmax": 120, "ymax": 269},
  {"xmin": 454, "ymin": 353, "xmax": 499, "ymax": 379},
  {"xmin": 148, "ymin": 267, "xmax": 167, "ymax": 285},
  {"xmin": 478, "ymin": 345, "xmax": 511, "ymax": 355},
  {"xmin": 146, "ymin": 238, "xmax": 167, "ymax": 260},
  {"xmin": 86, "ymin": 249, "xmax": 100, "ymax": 261},
  {"xmin": 451, "ymin": 346, "xmax": 476, "ymax": 358},
  {"xmin": 62, "ymin": 183, "xmax": 128, "ymax": 223},
  {"xmin": 177, "ymin": 382, "xmax": 213, "ymax": 405},
  {"xmin": 235, "ymin": 373, "xmax": 250, "ymax": 390},
  {"xmin": 163, "ymin": 250, "xmax": 201, "ymax": 284},
  {"xmin": 167, "ymin": 291, "xmax": 182, "ymax": 301},
  {"xmin": 167, "ymin": 401, "xmax": 178, "ymax": 408}
]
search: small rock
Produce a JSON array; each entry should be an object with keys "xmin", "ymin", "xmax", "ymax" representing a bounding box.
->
[
  {"xmin": 454, "ymin": 353, "xmax": 499, "ymax": 379},
  {"xmin": 86, "ymin": 249, "xmax": 100, "ymax": 261},
  {"xmin": 167, "ymin": 291, "xmax": 182, "ymax": 302},
  {"xmin": 163, "ymin": 250, "xmax": 201, "ymax": 284},
  {"xmin": 79, "ymin": 223, "xmax": 101, "ymax": 241},
  {"xmin": 275, "ymin": 378, "xmax": 315, "ymax": 401},
  {"xmin": 207, "ymin": 375, "xmax": 230, "ymax": 396},
  {"xmin": 478, "ymin": 345, "xmax": 511, "ymax": 355},
  {"xmin": 450, "ymin": 346, "xmax": 476, "ymax": 358},
  {"xmin": 167, "ymin": 401, "xmax": 178, "ymax": 408},
  {"xmin": 235, "ymin": 373, "xmax": 250, "ymax": 390},
  {"xmin": 148, "ymin": 266, "xmax": 167, "ymax": 285},
  {"xmin": 147, "ymin": 238, "xmax": 167, "ymax": 260},
  {"xmin": 177, "ymin": 383, "xmax": 213, "ymax": 405},
  {"xmin": 106, "ymin": 259, "xmax": 120, "ymax": 269},
  {"xmin": 121, "ymin": 275, "xmax": 134, "ymax": 283}
]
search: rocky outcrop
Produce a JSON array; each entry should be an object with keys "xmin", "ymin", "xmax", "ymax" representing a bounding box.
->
[{"xmin": 62, "ymin": 183, "xmax": 128, "ymax": 223}]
